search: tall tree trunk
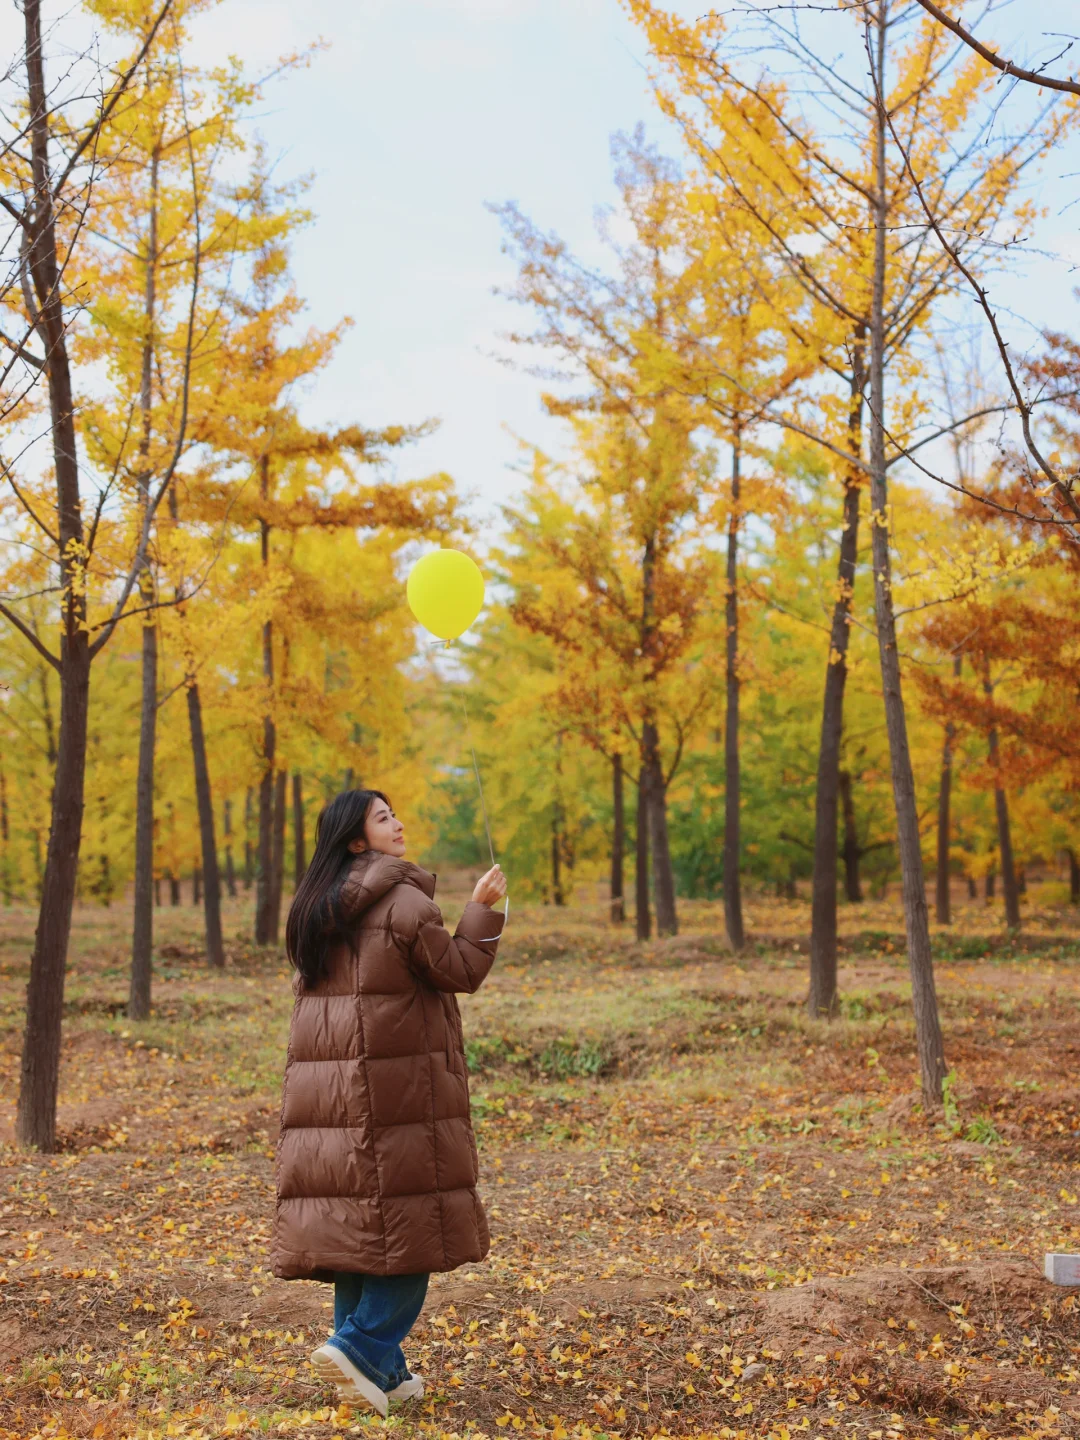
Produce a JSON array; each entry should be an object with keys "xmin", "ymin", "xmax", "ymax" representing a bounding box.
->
[
  {"xmin": 243, "ymin": 787, "xmax": 253, "ymax": 890},
  {"xmin": 723, "ymin": 432, "xmax": 744, "ymax": 951},
  {"xmin": 16, "ymin": 0, "xmax": 94, "ymax": 1150},
  {"xmin": 1069, "ymin": 849, "xmax": 1080, "ymax": 905},
  {"xmin": 169, "ymin": 871, "xmax": 181, "ymax": 906},
  {"xmin": 935, "ymin": 655, "xmax": 961, "ymax": 925},
  {"xmin": 17, "ymin": 650, "xmax": 89, "ymax": 1150},
  {"xmin": 0, "ymin": 762, "xmax": 10, "ymax": 905},
  {"xmin": 254, "ymin": 455, "xmax": 276, "ymax": 943},
  {"xmin": 985, "ymin": 870, "xmax": 995, "ymax": 900},
  {"xmin": 187, "ymin": 680, "xmax": 225, "ymax": 967},
  {"xmin": 994, "ymin": 779, "xmax": 1020, "ymax": 931},
  {"xmin": 967, "ymin": 875, "xmax": 977, "ymax": 899},
  {"xmin": 984, "ymin": 673, "xmax": 1020, "ymax": 928},
  {"xmin": 867, "ymin": 2, "xmax": 946, "ymax": 1105},
  {"xmin": 129, "ymin": 618, "xmax": 157, "ymax": 1020},
  {"xmin": 293, "ymin": 771, "xmax": 306, "ymax": 888},
  {"xmin": 254, "ymin": 651, "xmax": 274, "ymax": 939},
  {"xmin": 551, "ymin": 736, "xmax": 566, "ymax": 906},
  {"xmin": 635, "ymin": 760, "xmax": 650, "ymax": 941},
  {"xmin": 550, "ymin": 819, "xmax": 564, "ymax": 906},
  {"xmin": 223, "ymin": 796, "xmax": 237, "ymax": 898},
  {"xmin": 643, "ymin": 720, "xmax": 677, "ymax": 936},
  {"xmin": 256, "ymin": 743, "xmax": 274, "ymax": 937},
  {"xmin": 193, "ymin": 867, "xmax": 201, "ymax": 905},
  {"xmin": 128, "ymin": 149, "xmax": 160, "ymax": 1023},
  {"xmin": 839, "ymin": 769, "xmax": 863, "ymax": 903},
  {"xmin": 610, "ymin": 752, "xmax": 624, "ymax": 924},
  {"xmin": 269, "ymin": 766, "xmax": 287, "ymax": 934},
  {"xmin": 808, "ymin": 335, "xmax": 864, "ymax": 1017}
]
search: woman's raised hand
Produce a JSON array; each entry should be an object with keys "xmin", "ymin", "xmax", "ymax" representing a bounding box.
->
[{"xmin": 471, "ymin": 864, "xmax": 507, "ymax": 907}]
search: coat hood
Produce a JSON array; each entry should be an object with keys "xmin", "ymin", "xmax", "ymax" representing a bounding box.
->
[{"xmin": 339, "ymin": 851, "xmax": 436, "ymax": 920}]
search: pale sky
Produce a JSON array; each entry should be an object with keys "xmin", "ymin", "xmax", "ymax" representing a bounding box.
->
[
  {"xmin": 181, "ymin": 0, "xmax": 1080, "ymax": 524},
  {"xmin": 187, "ymin": 0, "xmax": 663, "ymax": 525},
  {"xmin": 5, "ymin": 0, "xmax": 1080, "ymax": 526}
]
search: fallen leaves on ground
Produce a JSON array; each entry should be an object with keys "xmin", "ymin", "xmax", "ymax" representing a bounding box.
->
[{"xmin": 2, "ymin": 892, "xmax": 1080, "ymax": 1437}]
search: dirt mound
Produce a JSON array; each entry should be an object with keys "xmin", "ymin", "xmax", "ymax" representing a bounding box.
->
[{"xmin": 753, "ymin": 1259, "xmax": 1045, "ymax": 1350}]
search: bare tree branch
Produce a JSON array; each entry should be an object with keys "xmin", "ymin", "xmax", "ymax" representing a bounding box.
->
[
  {"xmin": 0, "ymin": 601, "xmax": 59, "ymax": 671},
  {"xmin": 913, "ymin": 1, "xmax": 1080, "ymax": 96},
  {"xmin": 52, "ymin": 1, "xmax": 175, "ymax": 197}
]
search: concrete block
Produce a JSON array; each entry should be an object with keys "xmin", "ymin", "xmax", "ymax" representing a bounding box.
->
[{"xmin": 1045, "ymin": 1253, "xmax": 1080, "ymax": 1285}]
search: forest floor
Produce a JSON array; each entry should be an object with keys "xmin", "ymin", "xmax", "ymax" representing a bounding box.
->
[{"xmin": 3, "ymin": 883, "xmax": 1080, "ymax": 1440}]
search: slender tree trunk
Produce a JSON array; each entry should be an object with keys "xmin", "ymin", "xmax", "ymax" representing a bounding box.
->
[
  {"xmin": 644, "ymin": 720, "xmax": 677, "ymax": 936},
  {"xmin": 635, "ymin": 760, "xmax": 650, "ymax": 941},
  {"xmin": 169, "ymin": 871, "xmax": 180, "ymax": 906},
  {"xmin": 985, "ymin": 870, "xmax": 995, "ymax": 900},
  {"xmin": 129, "ymin": 619, "xmax": 157, "ymax": 1019},
  {"xmin": 16, "ymin": 0, "xmax": 96, "ymax": 1150},
  {"xmin": 1069, "ymin": 849, "xmax": 1080, "ymax": 905},
  {"xmin": 292, "ymin": 772, "xmax": 306, "ymax": 888},
  {"xmin": 550, "ymin": 820, "xmax": 564, "ymax": 906},
  {"xmin": 269, "ymin": 767, "xmax": 287, "ymax": 933},
  {"xmin": 967, "ymin": 875, "xmax": 977, "ymax": 899},
  {"xmin": 243, "ymin": 787, "xmax": 253, "ymax": 890},
  {"xmin": 985, "ymin": 676, "xmax": 1020, "ymax": 928},
  {"xmin": 186, "ymin": 680, "xmax": 225, "ymax": 967},
  {"xmin": 254, "ymin": 455, "xmax": 277, "ymax": 943},
  {"xmin": 0, "ymin": 763, "xmax": 10, "ymax": 905},
  {"xmin": 935, "ymin": 656, "xmax": 960, "ymax": 925},
  {"xmin": 223, "ymin": 796, "xmax": 237, "ymax": 899},
  {"xmin": 867, "ymin": 3, "xmax": 946, "ymax": 1105},
  {"xmin": 808, "ymin": 337, "xmax": 864, "ymax": 1017},
  {"xmin": 610, "ymin": 752, "xmax": 624, "ymax": 924},
  {"xmin": 128, "ymin": 152, "xmax": 160, "ymax": 1023},
  {"xmin": 193, "ymin": 867, "xmax": 201, "ymax": 905},
  {"xmin": 839, "ymin": 769, "xmax": 863, "ymax": 903},
  {"xmin": 17, "ymin": 649, "xmax": 89, "ymax": 1151},
  {"xmin": 550, "ymin": 736, "xmax": 566, "ymax": 906},
  {"xmin": 723, "ymin": 432, "xmax": 744, "ymax": 951},
  {"xmin": 994, "ymin": 790, "xmax": 1020, "ymax": 928},
  {"xmin": 254, "ymin": 712, "xmax": 275, "ymax": 941}
]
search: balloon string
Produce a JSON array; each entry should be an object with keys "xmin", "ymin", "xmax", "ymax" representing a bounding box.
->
[{"xmin": 459, "ymin": 687, "xmax": 508, "ymax": 936}]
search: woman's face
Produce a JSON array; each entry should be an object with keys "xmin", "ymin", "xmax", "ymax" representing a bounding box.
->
[{"xmin": 354, "ymin": 797, "xmax": 406, "ymax": 858}]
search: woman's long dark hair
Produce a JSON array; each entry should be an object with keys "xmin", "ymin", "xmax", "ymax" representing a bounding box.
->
[{"xmin": 285, "ymin": 788, "xmax": 390, "ymax": 987}]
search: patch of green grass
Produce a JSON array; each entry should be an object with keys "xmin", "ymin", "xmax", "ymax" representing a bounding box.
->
[
  {"xmin": 963, "ymin": 1115, "xmax": 1003, "ymax": 1146},
  {"xmin": 537, "ymin": 1037, "xmax": 613, "ymax": 1078},
  {"xmin": 934, "ymin": 934, "xmax": 992, "ymax": 961}
]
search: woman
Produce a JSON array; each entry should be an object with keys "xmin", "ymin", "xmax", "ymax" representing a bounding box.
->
[{"xmin": 272, "ymin": 788, "xmax": 506, "ymax": 1416}]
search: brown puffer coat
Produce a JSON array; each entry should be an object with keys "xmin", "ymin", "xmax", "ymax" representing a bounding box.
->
[{"xmin": 271, "ymin": 852, "xmax": 502, "ymax": 1280}]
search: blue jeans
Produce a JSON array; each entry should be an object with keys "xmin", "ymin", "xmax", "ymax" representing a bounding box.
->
[{"xmin": 328, "ymin": 1271, "xmax": 429, "ymax": 1392}]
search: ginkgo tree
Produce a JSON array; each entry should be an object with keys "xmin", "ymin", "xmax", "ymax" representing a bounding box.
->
[{"xmin": 627, "ymin": 0, "xmax": 1071, "ymax": 1101}]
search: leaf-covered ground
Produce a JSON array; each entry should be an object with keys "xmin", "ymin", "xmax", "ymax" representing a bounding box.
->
[{"xmin": 3, "ymin": 887, "xmax": 1080, "ymax": 1439}]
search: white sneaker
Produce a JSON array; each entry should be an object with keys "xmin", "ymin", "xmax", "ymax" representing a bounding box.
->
[
  {"xmin": 388, "ymin": 1372, "xmax": 424, "ymax": 1402},
  {"xmin": 309, "ymin": 1344, "xmax": 388, "ymax": 1417}
]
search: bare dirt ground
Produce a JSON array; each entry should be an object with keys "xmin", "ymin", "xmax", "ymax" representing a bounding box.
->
[{"xmin": 2, "ymin": 886, "xmax": 1080, "ymax": 1439}]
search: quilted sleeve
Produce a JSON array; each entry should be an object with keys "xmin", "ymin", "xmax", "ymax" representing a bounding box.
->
[{"xmin": 408, "ymin": 901, "xmax": 503, "ymax": 995}]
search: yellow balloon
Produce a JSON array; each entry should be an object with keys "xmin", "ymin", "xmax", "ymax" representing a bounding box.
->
[{"xmin": 406, "ymin": 548, "xmax": 486, "ymax": 641}]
